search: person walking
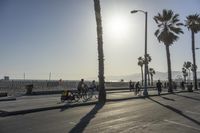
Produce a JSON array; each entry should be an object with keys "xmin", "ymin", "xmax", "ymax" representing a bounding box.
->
[
  {"xmin": 129, "ymin": 80, "xmax": 135, "ymax": 91},
  {"xmin": 129, "ymin": 80, "xmax": 133, "ymax": 91},
  {"xmin": 156, "ymin": 80, "xmax": 162, "ymax": 95},
  {"xmin": 180, "ymin": 81, "xmax": 185, "ymax": 90},
  {"xmin": 135, "ymin": 81, "xmax": 141, "ymax": 96}
]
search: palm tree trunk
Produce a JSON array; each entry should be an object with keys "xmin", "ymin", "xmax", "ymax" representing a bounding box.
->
[
  {"xmin": 191, "ymin": 31, "xmax": 198, "ymax": 90},
  {"xmin": 188, "ymin": 69, "xmax": 191, "ymax": 82},
  {"xmin": 147, "ymin": 65, "xmax": 150, "ymax": 86},
  {"xmin": 184, "ymin": 76, "xmax": 186, "ymax": 83},
  {"xmin": 165, "ymin": 45, "xmax": 173, "ymax": 92},
  {"xmin": 141, "ymin": 66, "xmax": 144, "ymax": 86},
  {"xmin": 151, "ymin": 75, "xmax": 153, "ymax": 86},
  {"xmin": 94, "ymin": 0, "xmax": 106, "ymax": 103}
]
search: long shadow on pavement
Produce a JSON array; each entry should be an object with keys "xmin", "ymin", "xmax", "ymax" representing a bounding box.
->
[
  {"xmin": 161, "ymin": 96, "xmax": 175, "ymax": 101},
  {"xmin": 191, "ymin": 91, "xmax": 200, "ymax": 95},
  {"xmin": 69, "ymin": 103, "xmax": 104, "ymax": 133},
  {"xmin": 148, "ymin": 97, "xmax": 200, "ymax": 126},
  {"xmin": 173, "ymin": 93, "xmax": 200, "ymax": 102}
]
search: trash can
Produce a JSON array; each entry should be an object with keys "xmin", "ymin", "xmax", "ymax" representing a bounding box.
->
[
  {"xmin": 0, "ymin": 92, "xmax": 7, "ymax": 97},
  {"xmin": 26, "ymin": 84, "xmax": 33, "ymax": 95},
  {"xmin": 187, "ymin": 84, "xmax": 193, "ymax": 92}
]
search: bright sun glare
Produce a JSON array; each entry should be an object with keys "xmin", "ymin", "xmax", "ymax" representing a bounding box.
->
[{"xmin": 105, "ymin": 15, "xmax": 131, "ymax": 40}]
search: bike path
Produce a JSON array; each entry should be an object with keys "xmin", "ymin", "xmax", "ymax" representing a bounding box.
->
[{"xmin": 0, "ymin": 89, "xmax": 193, "ymax": 116}]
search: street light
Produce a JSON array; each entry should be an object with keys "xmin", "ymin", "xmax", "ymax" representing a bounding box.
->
[{"xmin": 131, "ymin": 9, "xmax": 148, "ymax": 97}]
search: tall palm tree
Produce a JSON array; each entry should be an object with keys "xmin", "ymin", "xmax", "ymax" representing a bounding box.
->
[
  {"xmin": 149, "ymin": 68, "xmax": 156, "ymax": 86},
  {"xmin": 183, "ymin": 61, "xmax": 192, "ymax": 82},
  {"xmin": 146, "ymin": 54, "xmax": 152, "ymax": 86},
  {"xmin": 93, "ymin": 0, "xmax": 106, "ymax": 103},
  {"xmin": 154, "ymin": 9, "xmax": 184, "ymax": 92},
  {"xmin": 182, "ymin": 67, "xmax": 188, "ymax": 82},
  {"xmin": 185, "ymin": 14, "xmax": 200, "ymax": 90},
  {"xmin": 138, "ymin": 56, "xmax": 145, "ymax": 86}
]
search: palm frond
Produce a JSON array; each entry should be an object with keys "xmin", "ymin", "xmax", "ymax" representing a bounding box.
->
[
  {"xmin": 185, "ymin": 14, "xmax": 200, "ymax": 33},
  {"xmin": 154, "ymin": 29, "xmax": 160, "ymax": 37},
  {"xmin": 169, "ymin": 27, "xmax": 184, "ymax": 34},
  {"xmin": 154, "ymin": 9, "xmax": 183, "ymax": 46},
  {"xmin": 176, "ymin": 23, "xmax": 184, "ymax": 26}
]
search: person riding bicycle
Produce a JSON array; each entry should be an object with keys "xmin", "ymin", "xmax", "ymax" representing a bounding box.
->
[
  {"xmin": 89, "ymin": 80, "xmax": 97, "ymax": 91},
  {"xmin": 77, "ymin": 79, "xmax": 86, "ymax": 94}
]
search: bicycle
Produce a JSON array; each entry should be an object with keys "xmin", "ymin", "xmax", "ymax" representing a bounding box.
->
[
  {"xmin": 61, "ymin": 88, "xmax": 92, "ymax": 103},
  {"xmin": 87, "ymin": 87, "xmax": 99, "ymax": 100}
]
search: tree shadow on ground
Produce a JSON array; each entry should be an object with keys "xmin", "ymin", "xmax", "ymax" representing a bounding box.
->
[
  {"xmin": 148, "ymin": 97, "xmax": 200, "ymax": 126},
  {"xmin": 161, "ymin": 96, "xmax": 175, "ymax": 101},
  {"xmin": 192, "ymin": 91, "xmax": 200, "ymax": 94},
  {"xmin": 69, "ymin": 103, "xmax": 104, "ymax": 133},
  {"xmin": 173, "ymin": 93, "xmax": 200, "ymax": 101}
]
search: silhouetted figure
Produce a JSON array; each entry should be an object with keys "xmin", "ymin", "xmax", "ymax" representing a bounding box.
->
[
  {"xmin": 77, "ymin": 79, "xmax": 85, "ymax": 94},
  {"xmin": 187, "ymin": 82, "xmax": 193, "ymax": 92},
  {"xmin": 156, "ymin": 80, "xmax": 162, "ymax": 95},
  {"xmin": 180, "ymin": 81, "xmax": 185, "ymax": 90},
  {"xmin": 129, "ymin": 80, "xmax": 132, "ymax": 91},
  {"xmin": 129, "ymin": 80, "xmax": 134, "ymax": 91},
  {"xmin": 135, "ymin": 81, "xmax": 141, "ymax": 95},
  {"xmin": 89, "ymin": 80, "xmax": 97, "ymax": 91}
]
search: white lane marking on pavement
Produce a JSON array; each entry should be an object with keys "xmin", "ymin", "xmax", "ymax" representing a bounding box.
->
[
  {"xmin": 164, "ymin": 119, "xmax": 200, "ymax": 131},
  {"xmin": 120, "ymin": 123, "xmax": 151, "ymax": 133},
  {"xmin": 69, "ymin": 121, "xmax": 76, "ymax": 125},
  {"xmin": 186, "ymin": 111, "xmax": 200, "ymax": 115}
]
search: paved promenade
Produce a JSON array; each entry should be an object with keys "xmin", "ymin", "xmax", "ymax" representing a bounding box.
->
[{"xmin": 0, "ymin": 88, "xmax": 192, "ymax": 116}]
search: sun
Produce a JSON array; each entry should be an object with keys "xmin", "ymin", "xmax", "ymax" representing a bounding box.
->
[{"xmin": 104, "ymin": 15, "xmax": 131, "ymax": 40}]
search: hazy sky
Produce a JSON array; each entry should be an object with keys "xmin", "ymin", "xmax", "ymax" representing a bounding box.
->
[{"xmin": 0, "ymin": 0, "xmax": 200, "ymax": 80}]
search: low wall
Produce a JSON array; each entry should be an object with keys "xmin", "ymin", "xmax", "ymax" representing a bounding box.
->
[{"xmin": 0, "ymin": 80, "xmax": 129, "ymax": 96}]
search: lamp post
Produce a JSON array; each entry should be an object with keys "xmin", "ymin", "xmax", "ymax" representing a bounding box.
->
[
  {"xmin": 196, "ymin": 47, "xmax": 199, "ymax": 89},
  {"xmin": 131, "ymin": 10, "xmax": 148, "ymax": 96}
]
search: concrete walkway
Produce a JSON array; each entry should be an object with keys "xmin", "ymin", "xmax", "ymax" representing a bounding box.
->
[{"xmin": 0, "ymin": 88, "xmax": 195, "ymax": 116}]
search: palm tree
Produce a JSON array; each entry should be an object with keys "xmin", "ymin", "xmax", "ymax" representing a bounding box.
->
[
  {"xmin": 138, "ymin": 56, "xmax": 145, "ymax": 86},
  {"xmin": 191, "ymin": 64, "xmax": 198, "ymax": 74},
  {"xmin": 149, "ymin": 68, "xmax": 156, "ymax": 86},
  {"xmin": 93, "ymin": 0, "xmax": 106, "ymax": 103},
  {"xmin": 185, "ymin": 14, "xmax": 200, "ymax": 90},
  {"xmin": 182, "ymin": 67, "xmax": 188, "ymax": 82},
  {"xmin": 183, "ymin": 61, "xmax": 192, "ymax": 82},
  {"xmin": 154, "ymin": 9, "xmax": 184, "ymax": 92},
  {"xmin": 146, "ymin": 54, "xmax": 152, "ymax": 86}
]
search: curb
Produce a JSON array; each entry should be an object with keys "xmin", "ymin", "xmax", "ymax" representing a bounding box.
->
[
  {"xmin": 0, "ymin": 98, "xmax": 16, "ymax": 102},
  {"xmin": 0, "ymin": 101, "xmax": 97, "ymax": 117},
  {"xmin": 0, "ymin": 90, "xmax": 191, "ymax": 117}
]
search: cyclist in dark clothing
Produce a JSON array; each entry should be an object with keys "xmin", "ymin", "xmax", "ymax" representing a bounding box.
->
[
  {"xmin": 77, "ymin": 79, "xmax": 85, "ymax": 94},
  {"xmin": 89, "ymin": 80, "xmax": 97, "ymax": 91}
]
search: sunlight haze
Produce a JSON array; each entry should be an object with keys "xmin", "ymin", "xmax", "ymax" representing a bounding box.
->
[{"xmin": 0, "ymin": 0, "xmax": 199, "ymax": 80}]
